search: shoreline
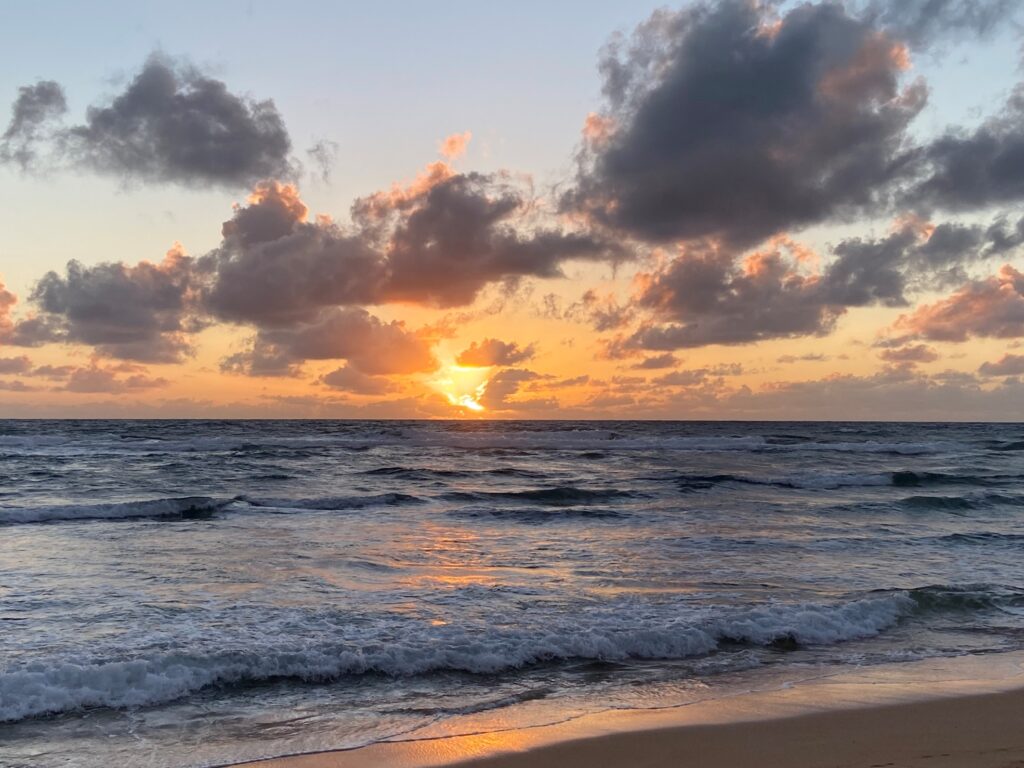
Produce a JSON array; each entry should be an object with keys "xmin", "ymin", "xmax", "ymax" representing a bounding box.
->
[{"xmin": 233, "ymin": 650, "xmax": 1024, "ymax": 768}]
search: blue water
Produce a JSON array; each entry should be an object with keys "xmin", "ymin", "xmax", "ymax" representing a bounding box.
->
[{"xmin": 2, "ymin": 420, "xmax": 1024, "ymax": 767}]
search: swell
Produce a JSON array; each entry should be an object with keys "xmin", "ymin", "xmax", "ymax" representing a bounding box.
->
[
  {"xmin": 0, "ymin": 430, "xmax": 972, "ymax": 456},
  {"xmin": 674, "ymin": 470, "xmax": 1023, "ymax": 492},
  {"xmin": 0, "ymin": 496, "xmax": 232, "ymax": 525},
  {"xmin": 441, "ymin": 486, "xmax": 638, "ymax": 506},
  {"xmin": 447, "ymin": 505, "xmax": 628, "ymax": 522},
  {"xmin": 0, "ymin": 592, "xmax": 919, "ymax": 722},
  {"xmin": 240, "ymin": 493, "xmax": 425, "ymax": 511}
]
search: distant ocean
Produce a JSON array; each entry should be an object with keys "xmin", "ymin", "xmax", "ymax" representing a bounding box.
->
[{"xmin": 3, "ymin": 420, "xmax": 1024, "ymax": 767}]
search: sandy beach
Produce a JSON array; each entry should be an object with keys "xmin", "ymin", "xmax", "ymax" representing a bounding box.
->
[{"xmin": 234, "ymin": 652, "xmax": 1024, "ymax": 768}]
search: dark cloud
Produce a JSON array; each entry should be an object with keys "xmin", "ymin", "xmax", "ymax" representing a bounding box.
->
[
  {"xmin": 621, "ymin": 211, "xmax": 1017, "ymax": 352},
  {"xmin": 202, "ymin": 172, "xmax": 616, "ymax": 331},
  {"xmin": 201, "ymin": 182, "xmax": 387, "ymax": 326},
  {"xmin": 366, "ymin": 170, "xmax": 618, "ymax": 307},
  {"xmin": 629, "ymin": 240, "xmax": 844, "ymax": 349},
  {"xmin": 0, "ymin": 80, "xmax": 66, "ymax": 168},
  {"xmin": 456, "ymin": 338, "xmax": 535, "ymax": 367},
  {"xmin": 565, "ymin": 0, "xmax": 924, "ymax": 247},
  {"xmin": 905, "ymin": 81, "xmax": 1024, "ymax": 212},
  {"xmin": 22, "ymin": 247, "xmax": 198, "ymax": 362},
  {"xmin": 221, "ymin": 307, "xmax": 436, "ymax": 377},
  {"xmin": 4, "ymin": 55, "xmax": 293, "ymax": 187},
  {"xmin": 979, "ymin": 353, "xmax": 1024, "ymax": 376},
  {"xmin": 319, "ymin": 364, "xmax": 398, "ymax": 395}
]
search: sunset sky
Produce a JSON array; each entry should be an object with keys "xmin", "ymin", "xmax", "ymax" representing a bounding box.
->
[{"xmin": 1, "ymin": 0, "xmax": 1023, "ymax": 419}]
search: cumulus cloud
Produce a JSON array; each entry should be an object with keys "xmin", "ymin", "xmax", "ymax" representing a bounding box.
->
[
  {"xmin": 564, "ymin": 0, "xmax": 924, "ymax": 246},
  {"xmin": 906, "ymin": 82, "xmax": 1024, "ymax": 211},
  {"xmin": 221, "ymin": 307, "xmax": 436, "ymax": 377},
  {"xmin": 616, "ymin": 211, "xmax": 1017, "ymax": 352},
  {"xmin": 3, "ymin": 54, "xmax": 293, "ymax": 187},
  {"xmin": 202, "ymin": 170, "xmax": 618, "ymax": 332},
  {"xmin": 894, "ymin": 265, "xmax": 1024, "ymax": 341},
  {"xmin": 456, "ymin": 338, "xmax": 535, "ymax": 367},
  {"xmin": 21, "ymin": 246, "xmax": 199, "ymax": 362},
  {"xmin": 0, "ymin": 80, "xmax": 66, "ymax": 168},
  {"xmin": 364, "ymin": 170, "xmax": 619, "ymax": 307},
  {"xmin": 979, "ymin": 353, "xmax": 1024, "ymax": 376},
  {"xmin": 29, "ymin": 247, "xmax": 197, "ymax": 361},
  {"xmin": 201, "ymin": 182, "xmax": 387, "ymax": 326},
  {"xmin": 628, "ymin": 239, "xmax": 844, "ymax": 349}
]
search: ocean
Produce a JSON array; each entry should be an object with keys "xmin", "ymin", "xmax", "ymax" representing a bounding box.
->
[{"xmin": 2, "ymin": 420, "xmax": 1024, "ymax": 767}]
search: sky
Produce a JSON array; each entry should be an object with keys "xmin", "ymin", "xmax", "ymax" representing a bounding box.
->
[{"xmin": 1, "ymin": 0, "xmax": 1023, "ymax": 420}]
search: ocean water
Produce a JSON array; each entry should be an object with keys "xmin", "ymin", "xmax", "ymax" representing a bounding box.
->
[{"xmin": 2, "ymin": 420, "xmax": 1024, "ymax": 767}]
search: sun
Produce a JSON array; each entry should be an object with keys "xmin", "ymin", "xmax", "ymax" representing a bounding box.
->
[{"xmin": 431, "ymin": 363, "xmax": 490, "ymax": 414}]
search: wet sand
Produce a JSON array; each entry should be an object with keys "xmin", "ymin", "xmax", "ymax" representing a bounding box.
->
[{"xmin": 234, "ymin": 652, "xmax": 1024, "ymax": 768}]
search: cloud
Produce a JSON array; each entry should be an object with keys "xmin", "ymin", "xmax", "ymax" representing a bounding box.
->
[
  {"xmin": 0, "ymin": 279, "xmax": 18, "ymax": 337},
  {"xmin": 862, "ymin": 0, "xmax": 1017, "ymax": 48},
  {"xmin": 479, "ymin": 368, "xmax": 554, "ymax": 411},
  {"xmin": 203, "ymin": 172, "xmax": 618, "ymax": 326},
  {"xmin": 456, "ymin": 338, "xmax": 535, "ymax": 367},
  {"xmin": 905, "ymin": 81, "xmax": 1024, "ymax": 211},
  {"xmin": 201, "ymin": 181, "xmax": 387, "ymax": 326},
  {"xmin": 979, "ymin": 353, "xmax": 1024, "ymax": 376},
  {"xmin": 0, "ymin": 356, "xmax": 32, "ymax": 374},
  {"xmin": 306, "ymin": 139, "xmax": 338, "ymax": 183},
  {"xmin": 0, "ymin": 80, "xmax": 66, "ymax": 168},
  {"xmin": 628, "ymin": 239, "xmax": 844, "ymax": 349},
  {"xmin": 778, "ymin": 353, "xmax": 830, "ymax": 363},
  {"xmin": 878, "ymin": 343, "xmax": 939, "ymax": 363},
  {"xmin": 632, "ymin": 353, "xmax": 679, "ymax": 369},
  {"xmin": 653, "ymin": 363, "xmax": 744, "ymax": 387},
  {"xmin": 221, "ymin": 307, "xmax": 436, "ymax": 377},
  {"xmin": 64, "ymin": 363, "xmax": 168, "ymax": 393},
  {"xmin": 894, "ymin": 265, "xmax": 1024, "ymax": 341},
  {"xmin": 619, "ymin": 212, "xmax": 1016, "ymax": 352},
  {"xmin": 564, "ymin": 0, "xmax": 924, "ymax": 246},
  {"xmin": 3, "ymin": 54, "xmax": 293, "ymax": 187},
  {"xmin": 22, "ymin": 245, "xmax": 198, "ymax": 362},
  {"xmin": 438, "ymin": 131, "xmax": 472, "ymax": 160},
  {"xmin": 564, "ymin": 289, "xmax": 635, "ymax": 331},
  {"xmin": 319, "ymin": 364, "xmax": 398, "ymax": 395},
  {"xmin": 366, "ymin": 170, "xmax": 619, "ymax": 307}
]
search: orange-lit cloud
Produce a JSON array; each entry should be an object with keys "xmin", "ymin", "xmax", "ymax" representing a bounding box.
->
[
  {"xmin": 438, "ymin": 130, "xmax": 472, "ymax": 160},
  {"xmin": 894, "ymin": 266, "xmax": 1024, "ymax": 342}
]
